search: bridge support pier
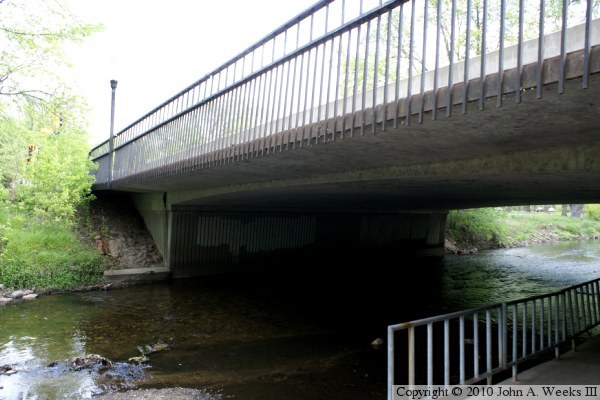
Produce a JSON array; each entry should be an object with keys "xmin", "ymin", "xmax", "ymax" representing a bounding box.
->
[{"xmin": 131, "ymin": 193, "xmax": 447, "ymax": 278}]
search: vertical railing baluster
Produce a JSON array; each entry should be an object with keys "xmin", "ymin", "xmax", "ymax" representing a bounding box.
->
[
  {"xmin": 270, "ymin": 65, "xmax": 280, "ymax": 151},
  {"xmin": 311, "ymin": 44, "xmax": 322, "ymax": 144},
  {"xmin": 512, "ymin": 304, "xmax": 518, "ymax": 381},
  {"xmin": 428, "ymin": 322, "xmax": 434, "ymax": 386},
  {"xmin": 388, "ymin": 327, "xmax": 394, "ymax": 400},
  {"xmin": 432, "ymin": 0, "xmax": 441, "ymax": 121},
  {"xmin": 287, "ymin": 57, "xmax": 297, "ymax": 149},
  {"xmin": 383, "ymin": 10, "xmax": 392, "ymax": 131},
  {"xmin": 447, "ymin": 0, "xmax": 457, "ymax": 117},
  {"xmin": 259, "ymin": 69, "xmax": 272, "ymax": 155},
  {"xmin": 479, "ymin": 0, "xmax": 488, "ymax": 111},
  {"xmin": 559, "ymin": 0, "xmax": 568, "ymax": 94},
  {"xmin": 373, "ymin": 15, "xmax": 381, "ymax": 133},
  {"xmin": 342, "ymin": 29, "xmax": 352, "ymax": 139},
  {"xmin": 582, "ymin": 0, "xmax": 592, "ymax": 88},
  {"xmin": 394, "ymin": 5, "xmax": 404, "ymax": 128},
  {"xmin": 540, "ymin": 298, "xmax": 545, "ymax": 350},
  {"xmin": 555, "ymin": 294, "xmax": 560, "ymax": 359},
  {"xmin": 301, "ymin": 48, "xmax": 313, "ymax": 147},
  {"xmin": 574, "ymin": 288, "xmax": 582, "ymax": 334},
  {"xmin": 252, "ymin": 74, "xmax": 265, "ymax": 157},
  {"xmin": 295, "ymin": 53, "xmax": 306, "ymax": 146},
  {"xmin": 274, "ymin": 63, "xmax": 284, "ymax": 142},
  {"xmin": 418, "ymin": 0, "xmax": 428, "ymax": 124},
  {"xmin": 409, "ymin": 326, "xmax": 415, "ymax": 386},
  {"xmin": 351, "ymin": 23, "xmax": 362, "ymax": 137},
  {"xmin": 333, "ymin": 33, "xmax": 344, "ymax": 141},
  {"xmin": 568, "ymin": 290, "xmax": 576, "ymax": 350},
  {"xmin": 498, "ymin": 306, "xmax": 503, "ymax": 368},
  {"xmin": 406, "ymin": 0, "xmax": 416, "ymax": 126},
  {"xmin": 501, "ymin": 303, "xmax": 507, "ymax": 369},
  {"xmin": 361, "ymin": 20, "xmax": 371, "ymax": 135},
  {"xmin": 587, "ymin": 283, "xmax": 594, "ymax": 328},
  {"xmin": 325, "ymin": 38, "xmax": 335, "ymax": 142},
  {"xmin": 537, "ymin": 0, "xmax": 545, "ymax": 99},
  {"xmin": 516, "ymin": 0, "xmax": 524, "ymax": 103},
  {"xmin": 522, "ymin": 302, "xmax": 527, "ymax": 358},
  {"xmin": 473, "ymin": 312, "xmax": 479, "ymax": 379},
  {"xmin": 561, "ymin": 292, "xmax": 567, "ymax": 342},
  {"xmin": 486, "ymin": 310, "xmax": 492, "ymax": 385},
  {"xmin": 463, "ymin": 0, "xmax": 472, "ymax": 114},
  {"xmin": 445, "ymin": 319, "xmax": 450, "ymax": 387},
  {"xmin": 532, "ymin": 300, "xmax": 537, "ymax": 353},
  {"xmin": 459, "ymin": 316, "xmax": 465, "ymax": 383}
]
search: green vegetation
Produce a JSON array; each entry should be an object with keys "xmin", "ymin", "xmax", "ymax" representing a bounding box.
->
[
  {"xmin": 0, "ymin": 0, "xmax": 106, "ymax": 292},
  {"xmin": 447, "ymin": 206, "xmax": 600, "ymax": 250},
  {"xmin": 0, "ymin": 204, "xmax": 105, "ymax": 291}
]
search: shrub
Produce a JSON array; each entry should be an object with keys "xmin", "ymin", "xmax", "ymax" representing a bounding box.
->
[{"xmin": 585, "ymin": 204, "xmax": 600, "ymax": 220}]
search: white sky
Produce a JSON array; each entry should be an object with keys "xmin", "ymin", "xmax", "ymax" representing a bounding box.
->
[{"xmin": 63, "ymin": 0, "xmax": 317, "ymax": 147}]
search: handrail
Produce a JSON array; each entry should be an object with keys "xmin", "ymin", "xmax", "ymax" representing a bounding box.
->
[
  {"xmin": 90, "ymin": 0, "xmax": 598, "ymax": 189},
  {"xmin": 387, "ymin": 277, "xmax": 600, "ymax": 399},
  {"xmin": 89, "ymin": 0, "xmax": 391, "ymax": 157}
]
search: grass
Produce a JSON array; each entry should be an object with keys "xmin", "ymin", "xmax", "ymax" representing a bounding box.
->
[
  {"xmin": 447, "ymin": 208, "xmax": 600, "ymax": 249},
  {"xmin": 0, "ymin": 203, "xmax": 107, "ymax": 292}
]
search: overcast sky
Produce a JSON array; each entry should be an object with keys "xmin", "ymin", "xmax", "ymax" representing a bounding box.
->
[{"xmin": 64, "ymin": 0, "xmax": 317, "ymax": 146}]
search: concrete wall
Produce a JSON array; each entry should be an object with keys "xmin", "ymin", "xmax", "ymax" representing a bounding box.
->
[
  {"xmin": 169, "ymin": 209, "xmax": 447, "ymax": 277},
  {"xmin": 129, "ymin": 191, "xmax": 447, "ymax": 277},
  {"xmin": 130, "ymin": 193, "xmax": 172, "ymax": 267}
]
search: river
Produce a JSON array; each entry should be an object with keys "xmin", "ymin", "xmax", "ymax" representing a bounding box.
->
[{"xmin": 1, "ymin": 240, "xmax": 599, "ymax": 400}]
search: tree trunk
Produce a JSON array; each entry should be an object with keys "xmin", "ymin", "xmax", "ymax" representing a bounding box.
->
[
  {"xmin": 561, "ymin": 205, "xmax": 568, "ymax": 216},
  {"xmin": 570, "ymin": 204, "xmax": 584, "ymax": 218}
]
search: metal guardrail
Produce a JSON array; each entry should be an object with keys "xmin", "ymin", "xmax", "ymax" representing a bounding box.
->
[
  {"xmin": 387, "ymin": 277, "xmax": 600, "ymax": 399},
  {"xmin": 90, "ymin": 0, "xmax": 598, "ymax": 188}
]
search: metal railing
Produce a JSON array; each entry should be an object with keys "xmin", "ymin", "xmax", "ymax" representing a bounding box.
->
[
  {"xmin": 90, "ymin": 0, "xmax": 599, "ymax": 188},
  {"xmin": 387, "ymin": 277, "xmax": 600, "ymax": 399}
]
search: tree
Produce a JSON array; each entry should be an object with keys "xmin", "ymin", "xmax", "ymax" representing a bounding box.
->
[
  {"xmin": 0, "ymin": 0, "xmax": 101, "ymax": 221},
  {"xmin": 570, "ymin": 204, "xmax": 584, "ymax": 218},
  {"xmin": 339, "ymin": 0, "xmax": 599, "ymax": 98},
  {"xmin": 0, "ymin": 0, "xmax": 101, "ymax": 117}
]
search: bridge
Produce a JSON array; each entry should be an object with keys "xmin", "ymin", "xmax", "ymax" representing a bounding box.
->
[{"xmin": 90, "ymin": 0, "xmax": 600, "ymax": 276}]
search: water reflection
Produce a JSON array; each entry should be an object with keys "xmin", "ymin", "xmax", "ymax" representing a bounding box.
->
[{"xmin": 0, "ymin": 240, "xmax": 599, "ymax": 399}]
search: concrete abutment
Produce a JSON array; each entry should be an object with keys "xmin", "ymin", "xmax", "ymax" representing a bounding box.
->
[{"xmin": 129, "ymin": 192, "xmax": 448, "ymax": 278}]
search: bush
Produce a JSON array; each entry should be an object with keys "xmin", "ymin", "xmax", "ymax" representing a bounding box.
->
[
  {"xmin": 446, "ymin": 208, "xmax": 508, "ymax": 246},
  {"xmin": 0, "ymin": 205, "xmax": 106, "ymax": 291},
  {"xmin": 585, "ymin": 204, "xmax": 600, "ymax": 220}
]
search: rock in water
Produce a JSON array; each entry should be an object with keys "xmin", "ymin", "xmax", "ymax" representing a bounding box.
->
[
  {"xmin": 11, "ymin": 290, "xmax": 24, "ymax": 299},
  {"xmin": 371, "ymin": 338, "xmax": 384, "ymax": 349},
  {"xmin": 67, "ymin": 354, "xmax": 112, "ymax": 372}
]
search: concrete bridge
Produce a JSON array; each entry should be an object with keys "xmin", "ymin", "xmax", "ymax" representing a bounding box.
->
[{"xmin": 90, "ymin": 0, "xmax": 600, "ymax": 276}]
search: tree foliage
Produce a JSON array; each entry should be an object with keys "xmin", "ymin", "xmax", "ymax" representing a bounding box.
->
[
  {"xmin": 0, "ymin": 0, "xmax": 101, "ymax": 116},
  {"xmin": 0, "ymin": 0, "xmax": 101, "ymax": 221},
  {"xmin": 340, "ymin": 0, "xmax": 599, "ymax": 95}
]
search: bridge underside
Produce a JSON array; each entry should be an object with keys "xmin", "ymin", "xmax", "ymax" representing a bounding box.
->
[{"xmin": 128, "ymin": 192, "xmax": 447, "ymax": 276}]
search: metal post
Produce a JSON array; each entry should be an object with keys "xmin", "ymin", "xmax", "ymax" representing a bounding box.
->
[{"xmin": 108, "ymin": 79, "xmax": 118, "ymax": 190}]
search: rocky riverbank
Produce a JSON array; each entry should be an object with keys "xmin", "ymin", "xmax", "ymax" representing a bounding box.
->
[
  {"xmin": 445, "ymin": 229, "xmax": 600, "ymax": 255},
  {"xmin": 0, "ymin": 286, "xmax": 38, "ymax": 304}
]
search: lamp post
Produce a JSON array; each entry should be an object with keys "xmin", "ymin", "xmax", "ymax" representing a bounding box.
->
[{"xmin": 108, "ymin": 79, "xmax": 118, "ymax": 190}]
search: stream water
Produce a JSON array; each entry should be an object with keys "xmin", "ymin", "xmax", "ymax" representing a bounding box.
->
[{"xmin": 1, "ymin": 240, "xmax": 599, "ymax": 400}]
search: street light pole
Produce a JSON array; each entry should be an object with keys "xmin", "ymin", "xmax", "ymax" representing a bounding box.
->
[{"xmin": 108, "ymin": 79, "xmax": 118, "ymax": 190}]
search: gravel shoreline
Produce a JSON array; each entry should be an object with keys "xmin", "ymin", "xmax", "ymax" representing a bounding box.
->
[{"xmin": 95, "ymin": 388, "xmax": 220, "ymax": 400}]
